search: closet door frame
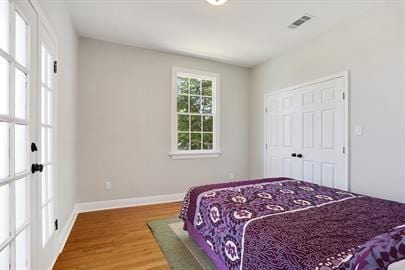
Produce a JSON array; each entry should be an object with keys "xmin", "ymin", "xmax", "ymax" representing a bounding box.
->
[{"xmin": 264, "ymin": 71, "xmax": 349, "ymax": 190}]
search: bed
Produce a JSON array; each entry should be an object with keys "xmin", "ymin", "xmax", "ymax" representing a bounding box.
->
[{"xmin": 180, "ymin": 177, "xmax": 405, "ymax": 270}]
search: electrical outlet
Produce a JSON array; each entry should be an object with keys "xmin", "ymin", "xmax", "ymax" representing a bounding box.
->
[{"xmin": 105, "ymin": 181, "xmax": 111, "ymax": 190}]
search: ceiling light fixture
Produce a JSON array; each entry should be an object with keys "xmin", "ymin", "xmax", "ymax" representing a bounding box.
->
[{"xmin": 205, "ymin": 0, "xmax": 229, "ymax": 6}]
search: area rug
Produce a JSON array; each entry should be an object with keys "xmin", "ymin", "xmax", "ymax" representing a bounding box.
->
[{"xmin": 147, "ymin": 217, "xmax": 216, "ymax": 270}]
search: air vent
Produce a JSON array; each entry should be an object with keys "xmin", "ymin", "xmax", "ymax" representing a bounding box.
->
[{"xmin": 288, "ymin": 14, "xmax": 314, "ymax": 29}]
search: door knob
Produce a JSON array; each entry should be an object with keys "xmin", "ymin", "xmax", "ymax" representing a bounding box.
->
[
  {"xmin": 291, "ymin": 153, "xmax": 297, "ymax": 157},
  {"xmin": 31, "ymin": 163, "xmax": 44, "ymax": 174},
  {"xmin": 297, "ymin": 154, "xmax": 303, "ymax": 158}
]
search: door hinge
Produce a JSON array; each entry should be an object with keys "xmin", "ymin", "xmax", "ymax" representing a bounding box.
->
[
  {"xmin": 265, "ymin": 144, "xmax": 268, "ymax": 149},
  {"xmin": 55, "ymin": 219, "xmax": 59, "ymax": 231},
  {"xmin": 343, "ymin": 146, "xmax": 346, "ymax": 154},
  {"xmin": 265, "ymin": 107, "xmax": 268, "ymax": 113},
  {"xmin": 342, "ymin": 92, "xmax": 345, "ymax": 100},
  {"xmin": 54, "ymin": 60, "xmax": 57, "ymax": 74}
]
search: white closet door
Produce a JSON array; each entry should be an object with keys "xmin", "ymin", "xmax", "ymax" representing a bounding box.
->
[
  {"xmin": 265, "ymin": 91, "xmax": 302, "ymax": 180},
  {"xmin": 296, "ymin": 77, "xmax": 346, "ymax": 190},
  {"xmin": 265, "ymin": 75, "xmax": 347, "ymax": 191}
]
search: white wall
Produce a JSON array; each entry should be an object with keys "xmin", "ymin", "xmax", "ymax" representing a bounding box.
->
[
  {"xmin": 37, "ymin": 0, "xmax": 78, "ymax": 236},
  {"xmin": 77, "ymin": 38, "xmax": 250, "ymax": 203},
  {"xmin": 250, "ymin": 4, "xmax": 404, "ymax": 202}
]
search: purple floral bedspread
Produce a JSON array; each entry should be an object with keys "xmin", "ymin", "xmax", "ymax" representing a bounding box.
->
[
  {"xmin": 338, "ymin": 225, "xmax": 405, "ymax": 270},
  {"xmin": 180, "ymin": 178, "xmax": 405, "ymax": 270}
]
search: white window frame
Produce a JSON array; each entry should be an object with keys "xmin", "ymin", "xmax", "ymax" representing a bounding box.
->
[{"xmin": 170, "ymin": 66, "xmax": 221, "ymax": 159}]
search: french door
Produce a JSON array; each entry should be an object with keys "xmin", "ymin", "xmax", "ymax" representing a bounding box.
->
[
  {"xmin": 265, "ymin": 74, "xmax": 348, "ymax": 191},
  {"xmin": 0, "ymin": 0, "xmax": 38, "ymax": 269},
  {"xmin": 36, "ymin": 22, "xmax": 58, "ymax": 270}
]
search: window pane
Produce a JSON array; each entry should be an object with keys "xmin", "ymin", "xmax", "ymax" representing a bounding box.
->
[
  {"xmin": 0, "ymin": 122, "xmax": 9, "ymax": 179},
  {"xmin": 203, "ymin": 116, "xmax": 213, "ymax": 132},
  {"xmin": 177, "ymin": 133, "xmax": 189, "ymax": 151},
  {"xmin": 191, "ymin": 115, "xmax": 202, "ymax": 132},
  {"xmin": 15, "ymin": 124, "xmax": 27, "ymax": 173},
  {"xmin": 190, "ymin": 96, "xmax": 201, "ymax": 113},
  {"xmin": 42, "ymin": 206, "xmax": 48, "ymax": 245},
  {"xmin": 41, "ymin": 167, "xmax": 47, "ymax": 206},
  {"xmin": 41, "ymin": 87, "xmax": 47, "ymax": 124},
  {"xmin": 47, "ymin": 52, "xmax": 52, "ymax": 88},
  {"xmin": 0, "ymin": 246, "xmax": 9, "ymax": 270},
  {"xmin": 15, "ymin": 177, "xmax": 27, "ymax": 230},
  {"xmin": 47, "ymin": 128, "xmax": 52, "ymax": 163},
  {"xmin": 177, "ymin": 77, "xmax": 189, "ymax": 94},
  {"xmin": 0, "ymin": 184, "xmax": 10, "ymax": 245},
  {"xmin": 0, "ymin": 57, "xmax": 9, "ymax": 115},
  {"xmin": 41, "ymin": 46, "xmax": 46, "ymax": 84},
  {"xmin": 202, "ymin": 80, "xmax": 212, "ymax": 96},
  {"xmin": 15, "ymin": 68, "xmax": 27, "ymax": 120},
  {"xmin": 47, "ymin": 165, "xmax": 53, "ymax": 200},
  {"xmin": 190, "ymin": 78, "xmax": 201, "ymax": 95},
  {"xmin": 0, "ymin": 1, "xmax": 9, "ymax": 53},
  {"xmin": 191, "ymin": 133, "xmax": 202, "ymax": 150},
  {"xmin": 16, "ymin": 228, "xmax": 28, "ymax": 270},
  {"xmin": 41, "ymin": 126, "xmax": 46, "ymax": 164},
  {"xmin": 48, "ymin": 201, "xmax": 54, "ymax": 238},
  {"xmin": 177, "ymin": 114, "xmax": 189, "ymax": 132},
  {"xmin": 203, "ymin": 133, "xmax": 213, "ymax": 150},
  {"xmin": 202, "ymin": 97, "xmax": 212, "ymax": 114},
  {"xmin": 47, "ymin": 90, "xmax": 52, "ymax": 125},
  {"xmin": 15, "ymin": 12, "xmax": 27, "ymax": 67},
  {"xmin": 177, "ymin": 95, "xmax": 188, "ymax": 113}
]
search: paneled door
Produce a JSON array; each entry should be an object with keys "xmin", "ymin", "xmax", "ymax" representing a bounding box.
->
[
  {"xmin": 265, "ymin": 74, "xmax": 348, "ymax": 190},
  {"xmin": 0, "ymin": 0, "xmax": 38, "ymax": 269},
  {"xmin": 265, "ymin": 91, "xmax": 302, "ymax": 180}
]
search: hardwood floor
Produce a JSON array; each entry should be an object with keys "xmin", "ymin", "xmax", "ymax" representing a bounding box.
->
[{"xmin": 53, "ymin": 202, "xmax": 182, "ymax": 270}]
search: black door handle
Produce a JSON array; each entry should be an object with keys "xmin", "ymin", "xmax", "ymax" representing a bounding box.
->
[
  {"xmin": 297, "ymin": 154, "xmax": 303, "ymax": 158},
  {"xmin": 291, "ymin": 153, "xmax": 297, "ymax": 157},
  {"xmin": 31, "ymin": 164, "xmax": 44, "ymax": 174},
  {"xmin": 31, "ymin": 142, "xmax": 38, "ymax": 152}
]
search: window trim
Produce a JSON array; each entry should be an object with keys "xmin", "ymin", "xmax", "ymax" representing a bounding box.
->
[{"xmin": 170, "ymin": 66, "xmax": 221, "ymax": 159}]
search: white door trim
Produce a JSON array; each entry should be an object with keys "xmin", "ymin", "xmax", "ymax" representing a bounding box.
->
[{"xmin": 263, "ymin": 71, "xmax": 350, "ymax": 190}]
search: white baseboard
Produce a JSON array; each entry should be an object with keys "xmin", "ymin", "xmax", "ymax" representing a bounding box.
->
[
  {"xmin": 76, "ymin": 192, "xmax": 185, "ymax": 213},
  {"xmin": 51, "ymin": 192, "xmax": 184, "ymax": 269}
]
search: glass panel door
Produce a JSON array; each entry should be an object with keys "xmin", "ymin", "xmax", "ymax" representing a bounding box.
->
[
  {"xmin": 0, "ymin": 0, "xmax": 37, "ymax": 269},
  {"xmin": 36, "ymin": 21, "xmax": 58, "ymax": 270}
]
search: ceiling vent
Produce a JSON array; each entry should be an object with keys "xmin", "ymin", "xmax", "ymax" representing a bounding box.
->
[{"xmin": 288, "ymin": 14, "xmax": 314, "ymax": 29}]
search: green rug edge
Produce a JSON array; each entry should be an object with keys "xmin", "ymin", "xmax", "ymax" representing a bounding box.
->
[{"xmin": 147, "ymin": 217, "xmax": 213, "ymax": 270}]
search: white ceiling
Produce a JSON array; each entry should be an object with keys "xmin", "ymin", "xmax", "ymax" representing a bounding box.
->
[{"xmin": 65, "ymin": 0, "xmax": 383, "ymax": 67}]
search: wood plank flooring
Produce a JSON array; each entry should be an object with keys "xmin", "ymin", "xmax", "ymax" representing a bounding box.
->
[{"xmin": 53, "ymin": 202, "xmax": 182, "ymax": 270}]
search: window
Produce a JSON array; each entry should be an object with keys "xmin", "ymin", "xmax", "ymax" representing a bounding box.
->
[{"xmin": 170, "ymin": 67, "xmax": 221, "ymax": 159}]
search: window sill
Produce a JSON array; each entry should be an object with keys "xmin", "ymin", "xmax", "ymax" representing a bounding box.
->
[{"xmin": 169, "ymin": 151, "xmax": 222, "ymax": 160}]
